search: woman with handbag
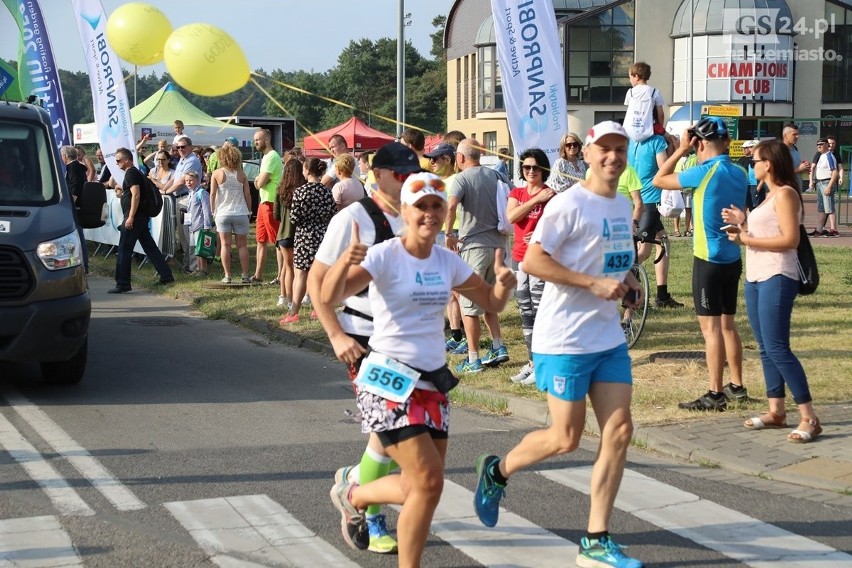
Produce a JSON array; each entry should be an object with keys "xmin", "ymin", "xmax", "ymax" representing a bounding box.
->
[
  {"xmin": 721, "ymin": 139, "xmax": 822, "ymax": 443},
  {"xmin": 324, "ymin": 173, "xmax": 515, "ymax": 566}
]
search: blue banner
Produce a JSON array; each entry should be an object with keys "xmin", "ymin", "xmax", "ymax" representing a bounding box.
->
[{"xmin": 3, "ymin": 0, "xmax": 72, "ymax": 147}]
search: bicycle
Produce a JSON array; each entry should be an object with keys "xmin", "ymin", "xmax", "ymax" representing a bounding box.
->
[{"xmin": 620, "ymin": 232, "xmax": 668, "ymax": 348}]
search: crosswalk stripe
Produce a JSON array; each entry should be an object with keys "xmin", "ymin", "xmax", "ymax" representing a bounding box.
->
[
  {"xmin": 0, "ymin": 412, "xmax": 93, "ymax": 517},
  {"xmin": 164, "ymin": 494, "xmax": 360, "ymax": 567},
  {"xmin": 3, "ymin": 390, "xmax": 146, "ymax": 512},
  {"xmin": 540, "ymin": 466, "xmax": 852, "ymax": 567},
  {"xmin": 428, "ymin": 480, "xmax": 578, "ymax": 566},
  {"xmin": 0, "ymin": 516, "xmax": 82, "ymax": 567}
]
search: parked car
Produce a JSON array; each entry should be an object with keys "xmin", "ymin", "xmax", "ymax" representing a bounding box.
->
[{"xmin": 0, "ymin": 100, "xmax": 91, "ymax": 384}]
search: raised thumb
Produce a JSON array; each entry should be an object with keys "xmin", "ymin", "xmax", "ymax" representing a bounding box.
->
[
  {"xmin": 494, "ymin": 247, "xmax": 505, "ymax": 268},
  {"xmin": 351, "ymin": 220, "xmax": 360, "ymax": 245}
]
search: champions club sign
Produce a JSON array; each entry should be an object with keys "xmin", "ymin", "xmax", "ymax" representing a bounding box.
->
[{"xmin": 490, "ymin": 0, "xmax": 567, "ymax": 169}]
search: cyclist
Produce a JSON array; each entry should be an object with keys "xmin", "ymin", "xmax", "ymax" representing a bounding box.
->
[{"xmin": 653, "ymin": 117, "xmax": 749, "ymax": 411}]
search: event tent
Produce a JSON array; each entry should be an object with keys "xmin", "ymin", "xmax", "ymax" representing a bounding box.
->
[
  {"xmin": 303, "ymin": 117, "xmax": 395, "ymax": 156},
  {"xmin": 72, "ymin": 82, "xmax": 256, "ymax": 147}
]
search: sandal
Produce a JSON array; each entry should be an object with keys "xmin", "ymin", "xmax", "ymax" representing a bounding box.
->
[
  {"xmin": 685, "ymin": 230, "xmax": 693, "ymax": 237},
  {"xmin": 673, "ymin": 231, "xmax": 682, "ymax": 237},
  {"xmin": 788, "ymin": 417, "xmax": 822, "ymax": 443},
  {"xmin": 744, "ymin": 411, "xmax": 787, "ymax": 430}
]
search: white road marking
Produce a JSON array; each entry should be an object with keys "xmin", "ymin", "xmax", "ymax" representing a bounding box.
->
[
  {"xmin": 540, "ymin": 466, "xmax": 852, "ymax": 567},
  {"xmin": 0, "ymin": 516, "xmax": 82, "ymax": 567},
  {"xmin": 164, "ymin": 494, "xmax": 360, "ymax": 567},
  {"xmin": 427, "ymin": 480, "xmax": 578, "ymax": 566},
  {"xmin": 3, "ymin": 390, "xmax": 145, "ymax": 511},
  {"xmin": 0, "ymin": 412, "xmax": 93, "ymax": 517}
]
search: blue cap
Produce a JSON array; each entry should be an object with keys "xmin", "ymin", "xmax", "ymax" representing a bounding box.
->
[{"xmin": 224, "ymin": 136, "xmax": 239, "ymax": 145}]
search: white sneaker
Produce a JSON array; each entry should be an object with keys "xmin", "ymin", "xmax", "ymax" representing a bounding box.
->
[
  {"xmin": 276, "ymin": 295, "xmax": 286, "ymax": 307},
  {"xmin": 510, "ymin": 363, "xmax": 533, "ymax": 384},
  {"xmin": 520, "ymin": 371, "xmax": 536, "ymax": 386},
  {"xmin": 303, "ymin": 294, "xmax": 311, "ymax": 306}
]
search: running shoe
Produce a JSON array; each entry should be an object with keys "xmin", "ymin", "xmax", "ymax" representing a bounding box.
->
[
  {"xmin": 473, "ymin": 454, "xmax": 505, "ymax": 527},
  {"xmin": 268, "ymin": 277, "xmax": 280, "ymax": 285},
  {"xmin": 445, "ymin": 337, "xmax": 465, "ymax": 352},
  {"xmin": 221, "ymin": 276, "xmax": 232, "ymax": 284},
  {"xmin": 329, "ymin": 481, "xmax": 368, "ymax": 550},
  {"xmin": 241, "ymin": 275, "xmax": 251, "ymax": 284},
  {"xmin": 678, "ymin": 391, "xmax": 727, "ymax": 412},
  {"xmin": 819, "ymin": 229, "xmax": 830, "ymax": 238},
  {"xmin": 722, "ymin": 382, "xmax": 748, "ymax": 404},
  {"xmin": 449, "ymin": 338, "xmax": 469, "ymax": 355},
  {"xmin": 807, "ymin": 228, "xmax": 821, "ymax": 237},
  {"xmin": 829, "ymin": 229, "xmax": 840, "ymax": 237},
  {"xmin": 276, "ymin": 295, "xmax": 286, "ymax": 307},
  {"xmin": 654, "ymin": 296, "xmax": 684, "ymax": 308},
  {"xmin": 279, "ymin": 313, "xmax": 300, "ymax": 325},
  {"xmin": 366, "ymin": 514, "xmax": 398, "ymax": 554},
  {"xmin": 577, "ymin": 535, "xmax": 643, "ymax": 568},
  {"xmin": 481, "ymin": 345, "xmax": 510, "ymax": 366},
  {"xmin": 510, "ymin": 362, "xmax": 534, "ymax": 384},
  {"xmin": 456, "ymin": 358, "xmax": 483, "ymax": 373},
  {"xmin": 334, "ymin": 464, "xmax": 357, "ymax": 485}
]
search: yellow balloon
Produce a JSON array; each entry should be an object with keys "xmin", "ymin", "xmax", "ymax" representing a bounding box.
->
[
  {"xmin": 105, "ymin": 3, "xmax": 172, "ymax": 66},
  {"xmin": 164, "ymin": 24, "xmax": 250, "ymax": 97}
]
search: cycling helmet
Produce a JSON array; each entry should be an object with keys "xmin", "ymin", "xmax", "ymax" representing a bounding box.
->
[{"xmin": 689, "ymin": 116, "xmax": 729, "ymax": 140}]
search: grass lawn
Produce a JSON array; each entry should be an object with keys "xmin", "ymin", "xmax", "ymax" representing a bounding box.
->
[{"xmin": 87, "ymin": 222, "xmax": 852, "ymax": 426}]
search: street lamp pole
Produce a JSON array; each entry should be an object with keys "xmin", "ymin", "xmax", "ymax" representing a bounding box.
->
[{"xmin": 397, "ymin": 0, "xmax": 405, "ymax": 138}]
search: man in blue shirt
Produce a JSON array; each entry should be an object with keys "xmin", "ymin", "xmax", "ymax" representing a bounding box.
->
[
  {"xmin": 628, "ymin": 133, "xmax": 683, "ymax": 308},
  {"xmin": 654, "ymin": 117, "xmax": 748, "ymax": 412}
]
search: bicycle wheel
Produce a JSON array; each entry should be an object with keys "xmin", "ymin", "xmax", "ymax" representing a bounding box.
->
[{"xmin": 620, "ymin": 263, "xmax": 649, "ymax": 348}]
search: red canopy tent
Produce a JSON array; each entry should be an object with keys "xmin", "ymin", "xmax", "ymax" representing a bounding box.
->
[
  {"xmin": 424, "ymin": 134, "xmax": 443, "ymax": 153},
  {"xmin": 302, "ymin": 117, "xmax": 395, "ymax": 157}
]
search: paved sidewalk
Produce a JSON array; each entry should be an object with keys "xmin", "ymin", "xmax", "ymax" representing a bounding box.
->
[{"xmin": 488, "ymin": 388, "xmax": 852, "ymax": 495}]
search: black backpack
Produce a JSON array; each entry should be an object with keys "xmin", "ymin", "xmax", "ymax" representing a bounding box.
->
[
  {"xmin": 141, "ymin": 176, "xmax": 163, "ymax": 217},
  {"xmin": 354, "ymin": 197, "xmax": 395, "ymax": 297}
]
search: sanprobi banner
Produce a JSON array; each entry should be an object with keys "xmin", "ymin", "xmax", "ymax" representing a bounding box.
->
[
  {"xmin": 489, "ymin": 0, "xmax": 567, "ymax": 170},
  {"xmin": 2, "ymin": 0, "xmax": 71, "ymax": 147},
  {"xmin": 71, "ymin": 0, "xmax": 137, "ymax": 186}
]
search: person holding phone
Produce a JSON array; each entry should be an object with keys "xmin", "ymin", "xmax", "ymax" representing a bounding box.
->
[{"xmin": 721, "ymin": 139, "xmax": 822, "ymax": 443}]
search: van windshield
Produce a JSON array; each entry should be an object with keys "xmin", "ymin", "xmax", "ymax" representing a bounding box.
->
[{"xmin": 0, "ymin": 122, "xmax": 58, "ymax": 205}]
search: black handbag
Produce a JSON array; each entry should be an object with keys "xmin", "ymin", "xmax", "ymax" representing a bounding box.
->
[{"xmin": 796, "ymin": 224, "xmax": 819, "ymax": 295}]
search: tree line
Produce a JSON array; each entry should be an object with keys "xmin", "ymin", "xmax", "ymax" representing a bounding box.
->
[{"xmin": 9, "ymin": 16, "xmax": 448, "ymax": 142}]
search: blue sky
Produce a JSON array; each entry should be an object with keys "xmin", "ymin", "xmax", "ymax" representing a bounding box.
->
[{"xmin": 2, "ymin": 0, "xmax": 455, "ymax": 75}]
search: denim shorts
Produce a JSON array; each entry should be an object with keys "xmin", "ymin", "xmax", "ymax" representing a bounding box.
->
[
  {"xmin": 815, "ymin": 180, "xmax": 836, "ymax": 214},
  {"xmin": 532, "ymin": 344, "xmax": 632, "ymax": 402}
]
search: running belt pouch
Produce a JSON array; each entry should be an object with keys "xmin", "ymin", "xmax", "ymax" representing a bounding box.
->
[
  {"xmin": 194, "ymin": 228, "xmax": 218, "ymax": 260},
  {"xmin": 421, "ymin": 366, "xmax": 460, "ymax": 394},
  {"xmin": 355, "ymin": 197, "xmax": 395, "ymax": 297},
  {"xmin": 796, "ymin": 224, "xmax": 819, "ymax": 295}
]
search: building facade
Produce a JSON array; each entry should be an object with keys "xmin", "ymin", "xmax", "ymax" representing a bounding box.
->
[{"xmin": 444, "ymin": 0, "xmax": 852, "ymax": 158}]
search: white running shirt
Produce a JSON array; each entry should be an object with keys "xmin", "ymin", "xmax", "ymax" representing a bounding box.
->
[{"xmin": 531, "ymin": 184, "xmax": 634, "ymax": 355}]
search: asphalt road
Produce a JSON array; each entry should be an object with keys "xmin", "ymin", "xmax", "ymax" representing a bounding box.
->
[{"xmin": 1, "ymin": 277, "xmax": 850, "ymax": 567}]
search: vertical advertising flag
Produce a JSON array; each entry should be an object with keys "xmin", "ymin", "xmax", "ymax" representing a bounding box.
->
[
  {"xmin": 71, "ymin": 0, "xmax": 137, "ymax": 186},
  {"xmin": 490, "ymin": 0, "xmax": 567, "ymax": 170},
  {"xmin": 3, "ymin": 0, "xmax": 72, "ymax": 147}
]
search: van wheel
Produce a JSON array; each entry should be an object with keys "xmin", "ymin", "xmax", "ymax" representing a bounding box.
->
[{"xmin": 41, "ymin": 338, "xmax": 88, "ymax": 385}]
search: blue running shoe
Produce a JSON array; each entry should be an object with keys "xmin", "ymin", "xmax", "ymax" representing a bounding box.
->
[
  {"xmin": 577, "ymin": 535, "xmax": 643, "ymax": 568},
  {"xmin": 450, "ymin": 338, "xmax": 469, "ymax": 355},
  {"xmin": 481, "ymin": 345, "xmax": 509, "ymax": 366},
  {"xmin": 445, "ymin": 337, "xmax": 464, "ymax": 352},
  {"xmin": 366, "ymin": 514, "xmax": 398, "ymax": 554},
  {"xmin": 473, "ymin": 454, "xmax": 505, "ymax": 527},
  {"xmin": 456, "ymin": 358, "xmax": 483, "ymax": 373}
]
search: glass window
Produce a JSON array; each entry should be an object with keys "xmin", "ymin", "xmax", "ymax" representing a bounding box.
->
[
  {"xmin": 0, "ymin": 123, "xmax": 54, "ymax": 205},
  {"xmin": 477, "ymin": 45, "xmax": 502, "ymax": 112},
  {"xmin": 823, "ymin": 2, "xmax": 852, "ymax": 102},
  {"xmin": 564, "ymin": 1, "xmax": 635, "ymax": 105}
]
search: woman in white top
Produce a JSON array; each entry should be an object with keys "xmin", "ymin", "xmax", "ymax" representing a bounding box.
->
[
  {"xmin": 331, "ymin": 153, "xmax": 365, "ymax": 210},
  {"xmin": 549, "ymin": 132, "xmax": 587, "ymax": 193},
  {"xmin": 148, "ymin": 150, "xmax": 174, "ymax": 192},
  {"xmin": 323, "ymin": 173, "xmax": 515, "ymax": 565},
  {"xmin": 722, "ymin": 139, "xmax": 821, "ymax": 443},
  {"xmin": 210, "ymin": 145, "xmax": 252, "ymax": 283}
]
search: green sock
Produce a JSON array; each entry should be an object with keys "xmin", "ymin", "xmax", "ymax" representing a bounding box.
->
[{"xmin": 359, "ymin": 447, "xmax": 392, "ymax": 516}]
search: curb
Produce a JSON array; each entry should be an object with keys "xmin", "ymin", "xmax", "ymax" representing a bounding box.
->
[{"xmin": 464, "ymin": 387, "xmax": 852, "ymax": 495}]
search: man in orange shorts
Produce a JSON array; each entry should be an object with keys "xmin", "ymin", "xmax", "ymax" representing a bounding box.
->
[{"xmin": 251, "ymin": 129, "xmax": 283, "ymax": 282}]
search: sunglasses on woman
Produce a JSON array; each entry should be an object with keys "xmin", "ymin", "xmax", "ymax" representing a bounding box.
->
[
  {"xmin": 522, "ymin": 164, "xmax": 542, "ymax": 172},
  {"xmin": 408, "ymin": 178, "xmax": 446, "ymax": 193}
]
